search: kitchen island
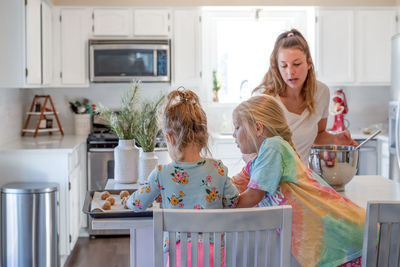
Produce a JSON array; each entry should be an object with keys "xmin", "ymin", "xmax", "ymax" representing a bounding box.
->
[{"xmin": 92, "ymin": 175, "xmax": 400, "ymax": 267}]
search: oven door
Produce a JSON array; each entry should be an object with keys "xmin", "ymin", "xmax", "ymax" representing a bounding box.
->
[{"xmin": 88, "ymin": 148, "xmax": 114, "ymax": 191}]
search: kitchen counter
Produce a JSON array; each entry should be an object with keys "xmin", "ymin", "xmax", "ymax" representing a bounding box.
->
[
  {"xmin": 0, "ymin": 135, "xmax": 87, "ymax": 152},
  {"xmin": 92, "ymin": 175, "xmax": 400, "ymax": 267}
]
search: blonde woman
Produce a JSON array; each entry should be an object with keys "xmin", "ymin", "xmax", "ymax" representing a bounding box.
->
[
  {"xmin": 255, "ymin": 28, "xmax": 356, "ymax": 163},
  {"xmin": 233, "ymin": 95, "xmax": 365, "ymax": 267}
]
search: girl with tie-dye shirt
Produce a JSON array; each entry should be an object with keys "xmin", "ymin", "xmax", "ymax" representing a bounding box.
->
[
  {"xmin": 127, "ymin": 88, "xmax": 239, "ymax": 265},
  {"xmin": 233, "ymin": 95, "xmax": 365, "ymax": 267}
]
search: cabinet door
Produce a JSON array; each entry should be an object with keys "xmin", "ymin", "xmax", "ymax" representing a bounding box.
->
[
  {"xmin": 172, "ymin": 9, "xmax": 201, "ymax": 87},
  {"xmin": 316, "ymin": 9, "xmax": 354, "ymax": 84},
  {"xmin": 0, "ymin": 0, "xmax": 24, "ymax": 87},
  {"xmin": 42, "ymin": 1, "xmax": 53, "ymax": 85},
  {"xmin": 60, "ymin": 8, "xmax": 90, "ymax": 85},
  {"xmin": 356, "ymin": 10, "xmax": 397, "ymax": 84},
  {"xmin": 93, "ymin": 8, "xmax": 131, "ymax": 36},
  {"xmin": 133, "ymin": 9, "xmax": 170, "ymax": 36},
  {"xmin": 25, "ymin": 0, "xmax": 42, "ymax": 85},
  {"xmin": 69, "ymin": 165, "xmax": 81, "ymax": 251}
]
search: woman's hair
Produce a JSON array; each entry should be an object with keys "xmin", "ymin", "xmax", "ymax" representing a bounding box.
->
[
  {"xmin": 163, "ymin": 88, "xmax": 209, "ymax": 159},
  {"xmin": 233, "ymin": 94, "xmax": 296, "ymax": 151},
  {"xmin": 254, "ymin": 28, "xmax": 317, "ymax": 116}
]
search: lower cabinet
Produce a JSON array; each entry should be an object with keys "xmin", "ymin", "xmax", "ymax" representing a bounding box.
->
[
  {"xmin": 0, "ymin": 140, "xmax": 87, "ymax": 266},
  {"xmin": 210, "ymin": 135, "xmax": 244, "ymax": 177}
]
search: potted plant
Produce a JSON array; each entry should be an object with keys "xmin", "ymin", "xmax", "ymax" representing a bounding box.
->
[
  {"xmin": 135, "ymin": 95, "xmax": 165, "ymax": 184},
  {"xmin": 212, "ymin": 70, "xmax": 222, "ymax": 102},
  {"xmin": 96, "ymin": 81, "xmax": 140, "ymax": 184}
]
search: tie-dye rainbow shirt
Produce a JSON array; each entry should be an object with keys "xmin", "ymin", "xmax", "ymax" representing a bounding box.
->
[{"xmin": 248, "ymin": 136, "xmax": 365, "ymax": 267}]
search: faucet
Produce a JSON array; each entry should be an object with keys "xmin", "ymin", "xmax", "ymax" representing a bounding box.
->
[{"xmin": 239, "ymin": 80, "xmax": 249, "ymax": 101}]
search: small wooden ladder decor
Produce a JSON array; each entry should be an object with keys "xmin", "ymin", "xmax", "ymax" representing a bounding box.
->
[{"xmin": 22, "ymin": 95, "xmax": 64, "ymax": 137}]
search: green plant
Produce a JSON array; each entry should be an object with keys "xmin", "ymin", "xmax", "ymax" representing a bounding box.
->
[
  {"xmin": 96, "ymin": 81, "xmax": 140, "ymax": 140},
  {"xmin": 135, "ymin": 95, "xmax": 165, "ymax": 152},
  {"xmin": 212, "ymin": 70, "xmax": 222, "ymax": 92}
]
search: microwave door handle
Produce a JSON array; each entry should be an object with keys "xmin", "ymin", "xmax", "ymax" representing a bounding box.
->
[{"xmin": 153, "ymin": 50, "xmax": 157, "ymax": 76}]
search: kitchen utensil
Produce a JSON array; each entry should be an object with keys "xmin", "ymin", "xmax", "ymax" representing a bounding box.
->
[
  {"xmin": 354, "ymin": 129, "xmax": 381, "ymax": 150},
  {"xmin": 309, "ymin": 145, "xmax": 358, "ymax": 191}
]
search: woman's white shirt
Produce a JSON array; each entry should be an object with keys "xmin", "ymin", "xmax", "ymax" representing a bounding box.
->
[{"xmin": 275, "ymin": 81, "xmax": 330, "ymax": 163}]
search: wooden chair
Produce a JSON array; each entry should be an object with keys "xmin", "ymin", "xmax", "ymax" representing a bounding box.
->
[
  {"xmin": 362, "ymin": 201, "xmax": 400, "ymax": 267},
  {"xmin": 153, "ymin": 206, "xmax": 292, "ymax": 267}
]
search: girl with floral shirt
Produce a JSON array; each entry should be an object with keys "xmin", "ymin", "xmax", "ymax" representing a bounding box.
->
[
  {"xmin": 127, "ymin": 88, "xmax": 239, "ymax": 265},
  {"xmin": 233, "ymin": 95, "xmax": 365, "ymax": 267}
]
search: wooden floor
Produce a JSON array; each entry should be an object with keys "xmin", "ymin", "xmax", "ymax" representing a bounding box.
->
[{"xmin": 64, "ymin": 236, "xmax": 130, "ymax": 267}]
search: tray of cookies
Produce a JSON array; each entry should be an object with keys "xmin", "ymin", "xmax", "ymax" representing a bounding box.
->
[{"xmin": 82, "ymin": 189, "xmax": 154, "ymax": 218}]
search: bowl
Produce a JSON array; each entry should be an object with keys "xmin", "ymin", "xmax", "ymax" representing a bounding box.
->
[{"xmin": 308, "ymin": 145, "xmax": 358, "ymax": 191}]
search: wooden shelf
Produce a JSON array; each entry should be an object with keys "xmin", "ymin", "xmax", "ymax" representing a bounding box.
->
[
  {"xmin": 26, "ymin": 112, "xmax": 59, "ymax": 115},
  {"xmin": 22, "ymin": 128, "xmax": 60, "ymax": 133},
  {"xmin": 22, "ymin": 95, "xmax": 64, "ymax": 137}
]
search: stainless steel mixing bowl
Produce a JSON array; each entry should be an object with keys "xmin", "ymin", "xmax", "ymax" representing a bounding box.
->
[{"xmin": 308, "ymin": 145, "xmax": 358, "ymax": 191}]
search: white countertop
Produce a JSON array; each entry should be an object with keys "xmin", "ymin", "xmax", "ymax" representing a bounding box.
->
[{"xmin": 0, "ymin": 135, "xmax": 87, "ymax": 152}]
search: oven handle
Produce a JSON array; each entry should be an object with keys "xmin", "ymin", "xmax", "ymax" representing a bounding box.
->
[{"xmin": 88, "ymin": 148, "xmax": 115, "ymax": 152}]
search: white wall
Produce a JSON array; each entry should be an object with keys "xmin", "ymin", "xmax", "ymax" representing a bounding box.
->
[
  {"xmin": 22, "ymin": 83, "xmax": 171, "ymax": 134},
  {"xmin": 0, "ymin": 89, "xmax": 29, "ymax": 146}
]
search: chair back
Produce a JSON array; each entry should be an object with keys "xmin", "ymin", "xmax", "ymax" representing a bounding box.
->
[
  {"xmin": 362, "ymin": 201, "xmax": 400, "ymax": 267},
  {"xmin": 153, "ymin": 206, "xmax": 292, "ymax": 267}
]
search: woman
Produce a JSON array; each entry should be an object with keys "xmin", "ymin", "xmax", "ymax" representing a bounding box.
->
[
  {"xmin": 232, "ymin": 29, "xmax": 357, "ymax": 193},
  {"xmin": 254, "ymin": 28, "xmax": 356, "ymax": 163}
]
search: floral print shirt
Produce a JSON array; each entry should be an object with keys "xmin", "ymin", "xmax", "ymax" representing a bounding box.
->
[{"xmin": 127, "ymin": 158, "xmax": 239, "ymax": 211}]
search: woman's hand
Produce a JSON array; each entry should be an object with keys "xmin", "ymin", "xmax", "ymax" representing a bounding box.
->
[{"xmin": 333, "ymin": 131, "xmax": 358, "ymax": 146}]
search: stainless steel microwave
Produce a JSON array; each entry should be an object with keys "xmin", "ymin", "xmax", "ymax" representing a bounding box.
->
[{"xmin": 89, "ymin": 39, "xmax": 170, "ymax": 82}]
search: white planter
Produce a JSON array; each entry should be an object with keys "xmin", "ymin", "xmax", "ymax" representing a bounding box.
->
[
  {"xmin": 114, "ymin": 139, "xmax": 139, "ymax": 184},
  {"xmin": 139, "ymin": 150, "xmax": 158, "ymax": 184},
  {"xmin": 74, "ymin": 114, "xmax": 91, "ymax": 136}
]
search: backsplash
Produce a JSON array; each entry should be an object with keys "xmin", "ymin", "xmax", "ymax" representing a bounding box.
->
[
  {"xmin": 0, "ymin": 88, "xmax": 29, "ymax": 146},
  {"xmin": 0, "ymin": 84, "xmax": 390, "ymax": 141}
]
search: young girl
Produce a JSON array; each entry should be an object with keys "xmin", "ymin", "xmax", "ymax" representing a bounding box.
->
[
  {"xmin": 233, "ymin": 94, "xmax": 365, "ymax": 267},
  {"xmin": 127, "ymin": 88, "xmax": 239, "ymax": 265}
]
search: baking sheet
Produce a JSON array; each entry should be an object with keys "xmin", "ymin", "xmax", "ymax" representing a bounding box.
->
[{"xmin": 83, "ymin": 189, "xmax": 154, "ymax": 218}]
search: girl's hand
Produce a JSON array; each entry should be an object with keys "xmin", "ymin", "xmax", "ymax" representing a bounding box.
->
[
  {"xmin": 334, "ymin": 131, "xmax": 358, "ymax": 146},
  {"xmin": 155, "ymin": 194, "xmax": 163, "ymax": 203}
]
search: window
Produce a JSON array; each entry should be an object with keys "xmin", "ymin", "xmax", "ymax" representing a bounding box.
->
[{"xmin": 203, "ymin": 8, "xmax": 313, "ymax": 103}]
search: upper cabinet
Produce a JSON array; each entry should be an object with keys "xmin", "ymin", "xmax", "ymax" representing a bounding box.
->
[
  {"xmin": 0, "ymin": 0, "xmax": 25, "ymax": 88},
  {"xmin": 316, "ymin": 8, "xmax": 397, "ymax": 86},
  {"xmin": 172, "ymin": 9, "xmax": 201, "ymax": 88},
  {"xmin": 133, "ymin": 9, "xmax": 171, "ymax": 37},
  {"xmin": 92, "ymin": 8, "xmax": 131, "ymax": 36},
  {"xmin": 25, "ymin": 0, "xmax": 53, "ymax": 86},
  {"xmin": 59, "ymin": 8, "xmax": 91, "ymax": 86}
]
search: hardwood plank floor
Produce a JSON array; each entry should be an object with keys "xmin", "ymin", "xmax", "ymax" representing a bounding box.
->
[{"xmin": 64, "ymin": 236, "xmax": 130, "ymax": 267}]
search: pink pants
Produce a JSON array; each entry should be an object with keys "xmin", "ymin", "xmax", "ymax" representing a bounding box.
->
[
  {"xmin": 337, "ymin": 256, "xmax": 362, "ymax": 267},
  {"xmin": 168, "ymin": 241, "xmax": 225, "ymax": 267}
]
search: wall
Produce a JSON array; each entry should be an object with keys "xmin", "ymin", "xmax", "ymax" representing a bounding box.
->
[
  {"xmin": 22, "ymin": 83, "xmax": 170, "ymax": 134},
  {"xmin": 0, "ymin": 89, "xmax": 29, "ymax": 146},
  {"xmin": 53, "ymin": 0, "xmax": 396, "ymax": 6}
]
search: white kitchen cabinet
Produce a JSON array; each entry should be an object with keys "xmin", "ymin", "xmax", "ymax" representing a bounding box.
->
[
  {"xmin": 25, "ymin": 0, "xmax": 42, "ymax": 85},
  {"xmin": 0, "ymin": 137, "xmax": 87, "ymax": 266},
  {"xmin": 0, "ymin": 0, "xmax": 25, "ymax": 88},
  {"xmin": 316, "ymin": 8, "xmax": 397, "ymax": 86},
  {"xmin": 378, "ymin": 138, "xmax": 390, "ymax": 179},
  {"xmin": 356, "ymin": 10, "xmax": 397, "ymax": 84},
  {"xmin": 60, "ymin": 8, "xmax": 91, "ymax": 86},
  {"xmin": 210, "ymin": 135, "xmax": 243, "ymax": 177},
  {"xmin": 172, "ymin": 9, "xmax": 202, "ymax": 88},
  {"xmin": 316, "ymin": 9, "xmax": 355, "ymax": 84},
  {"xmin": 25, "ymin": 0, "xmax": 53, "ymax": 86},
  {"xmin": 133, "ymin": 9, "xmax": 171, "ymax": 37},
  {"xmin": 92, "ymin": 8, "xmax": 131, "ymax": 36}
]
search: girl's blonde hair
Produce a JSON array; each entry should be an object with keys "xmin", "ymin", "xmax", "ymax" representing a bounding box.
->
[
  {"xmin": 233, "ymin": 94, "xmax": 296, "ymax": 151},
  {"xmin": 254, "ymin": 29, "xmax": 317, "ymax": 116},
  {"xmin": 163, "ymin": 88, "xmax": 209, "ymax": 159}
]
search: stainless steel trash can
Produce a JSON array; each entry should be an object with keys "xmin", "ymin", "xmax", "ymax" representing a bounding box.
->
[{"xmin": 1, "ymin": 182, "xmax": 58, "ymax": 267}]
